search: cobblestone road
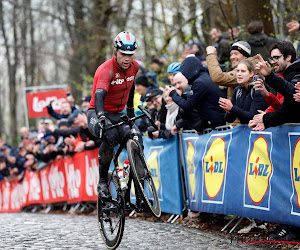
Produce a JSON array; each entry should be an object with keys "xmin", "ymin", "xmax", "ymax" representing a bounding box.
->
[{"xmin": 0, "ymin": 212, "xmax": 257, "ymax": 249}]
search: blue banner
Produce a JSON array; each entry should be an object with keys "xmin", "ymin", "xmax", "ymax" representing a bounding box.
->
[
  {"xmin": 181, "ymin": 125, "xmax": 300, "ymax": 227},
  {"xmin": 111, "ymin": 136, "xmax": 183, "ymax": 215}
]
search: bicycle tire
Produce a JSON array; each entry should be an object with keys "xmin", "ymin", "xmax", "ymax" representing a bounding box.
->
[
  {"xmin": 97, "ymin": 172, "xmax": 125, "ymax": 249},
  {"xmin": 127, "ymin": 139, "xmax": 161, "ymax": 218}
]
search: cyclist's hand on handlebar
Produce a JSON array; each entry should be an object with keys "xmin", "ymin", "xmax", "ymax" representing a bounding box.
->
[{"xmin": 98, "ymin": 116, "xmax": 106, "ymax": 129}]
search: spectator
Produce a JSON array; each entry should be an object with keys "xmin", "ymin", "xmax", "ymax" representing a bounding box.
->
[
  {"xmin": 170, "ymin": 73, "xmax": 202, "ymax": 135},
  {"xmin": 249, "ymin": 41, "xmax": 300, "ymax": 130},
  {"xmin": 47, "ymin": 99, "xmax": 73, "ymax": 120},
  {"xmin": 0, "ymin": 152, "xmax": 9, "ymax": 180},
  {"xmin": 286, "ymin": 20, "xmax": 300, "ymax": 33},
  {"xmin": 59, "ymin": 110, "xmax": 102, "ymax": 153},
  {"xmin": 206, "ymin": 41, "xmax": 261, "ymax": 127},
  {"xmin": 219, "ymin": 60, "xmax": 269, "ymax": 124},
  {"xmin": 134, "ymin": 75, "xmax": 157, "ymax": 132},
  {"xmin": 166, "ymin": 55, "xmax": 226, "ymax": 132},
  {"xmin": 81, "ymin": 95, "xmax": 91, "ymax": 113},
  {"xmin": 167, "ymin": 62, "xmax": 181, "ymax": 85},
  {"xmin": 228, "ymin": 25, "xmax": 242, "ymax": 42},
  {"xmin": 20, "ymin": 126, "xmax": 29, "ymax": 141},
  {"xmin": 66, "ymin": 91, "xmax": 80, "ymax": 111},
  {"xmin": 191, "ymin": 42, "xmax": 206, "ymax": 63},
  {"xmin": 209, "ymin": 28, "xmax": 231, "ymax": 65},
  {"xmin": 286, "ymin": 20, "xmax": 300, "ymax": 58},
  {"xmin": 254, "ymin": 73, "xmax": 285, "ymax": 113},
  {"xmin": 145, "ymin": 89, "xmax": 165, "ymax": 123},
  {"xmin": 247, "ymin": 20, "xmax": 277, "ymax": 60},
  {"xmin": 294, "ymin": 82, "xmax": 300, "ymax": 102},
  {"xmin": 179, "ymin": 43, "xmax": 193, "ymax": 63},
  {"xmin": 206, "ymin": 41, "xmax": 259, "ymax": 100}
]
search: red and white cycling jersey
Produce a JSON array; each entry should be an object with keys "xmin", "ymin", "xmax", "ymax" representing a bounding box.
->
[{"xmin": 89, "ymin": 56, "xmax": 139, "ymax": 113}]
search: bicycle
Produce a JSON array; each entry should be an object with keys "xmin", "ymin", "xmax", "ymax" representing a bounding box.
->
[{"xmin": 97, "ymin": 105, "xmax": 161, "ymax": 249}]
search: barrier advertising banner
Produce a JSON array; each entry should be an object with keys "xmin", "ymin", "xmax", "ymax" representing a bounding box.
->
[
  {"xmin": 26, "ymin": 89, "xmax": 69, "ymax": 118},
  {"xmin": 181, "ymin": 125, "xmax": 300, "ymax": 227},
  {"xmin": 142, "ymin": 136, "xmax": 183, "ymax": 215}
]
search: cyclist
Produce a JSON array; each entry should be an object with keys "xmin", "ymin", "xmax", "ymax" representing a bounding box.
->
[{"xmin": 87, "ymin": 31, "xmax": 140, "ymax": 201}]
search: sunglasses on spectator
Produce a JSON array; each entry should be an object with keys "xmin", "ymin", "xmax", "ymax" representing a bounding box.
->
[{"xmin": 268, "ymin": 55, "xmax": 283, "ymax": 63}]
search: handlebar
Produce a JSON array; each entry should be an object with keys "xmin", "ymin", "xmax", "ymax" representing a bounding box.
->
[{"xmin": 99, "ymin": 105, "xmax": 158, "ymax": 138}]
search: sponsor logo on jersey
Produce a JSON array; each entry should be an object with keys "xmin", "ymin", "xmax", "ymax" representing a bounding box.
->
[
  {"xmin": 111, "ymin": 79, "xmax": 124, "ymax": 85},
  {"xmin": 115, "ymin": 73, "xmax": 120, "ymax": 78},
  {"xmin": 127, "ymin": 76, "xmax": 135, "ymax": 81}
]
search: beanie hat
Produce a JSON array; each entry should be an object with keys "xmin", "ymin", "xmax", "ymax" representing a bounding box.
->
[
  {"xmin": 134, "ymin": 75, "xmax": 150, "ymax": 87},
  {"xmin": 230, "ymin": 41, "xmax": 251, "ymax": 57}
]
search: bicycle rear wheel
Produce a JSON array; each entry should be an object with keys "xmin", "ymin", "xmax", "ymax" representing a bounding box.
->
[
  {"xmin": 127, "ymin": 139, "xmax": 161, "ymax": 218},
  {"xmin": 97, "ymin": 172, "xmax": 125, "ymax": 249}
]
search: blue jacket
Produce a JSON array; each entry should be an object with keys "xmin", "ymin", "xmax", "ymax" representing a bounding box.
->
[
  {"xmin": 170, "ymin": 56, "xmax": 225, "ymax": 126},
  {"xmin": 226, "ymin": 85, "xmax": 269, "ymax": 124}
]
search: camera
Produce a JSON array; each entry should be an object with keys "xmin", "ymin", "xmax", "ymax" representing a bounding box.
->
[
  {"xmin": 66, "ymin": 91, "xmax": 71, "ymax": 97},
  {"xmin": 253, "ymin": 75, "xmax": 258, "ymax": 82}
]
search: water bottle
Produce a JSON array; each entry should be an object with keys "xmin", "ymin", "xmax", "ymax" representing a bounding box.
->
[
  {"xmin": 123, "ymin": 159, "xmax": 130, "ymax": 184},
  {"xmin": 118, "ymin": 167, "xmax": 127, "ymax": 190}
]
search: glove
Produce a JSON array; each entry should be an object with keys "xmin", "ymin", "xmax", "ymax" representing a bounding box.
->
[
  {"xmin": 98, "ymin": 116, "xmax": 106, "ymax": 129},
  {"xmin": 98, "ymin": 116, "xmax": 106, "ymax": 139}
]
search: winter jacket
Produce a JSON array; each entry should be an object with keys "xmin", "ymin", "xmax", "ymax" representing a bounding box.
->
[
  {"xmin": 226, "ymin": 85, "xmax": 269, "ymax": 124},
  {"xmin": 206, "ymin": 54, "xmax": 261, "ymax": 100},
  {"xmin": 170, "ymin": 56, "xmax": 225, "ymax": 128},
  {"xmin": 216, "ymin": 36, "xmax": 231, "ymax": 65},
  {"xmin": 247, "ymin": 33, "xmax": 277, "ymax": 60},
  {"xmin": 263, "ymin": 60, "xmax": 300, "ymax": 128}
]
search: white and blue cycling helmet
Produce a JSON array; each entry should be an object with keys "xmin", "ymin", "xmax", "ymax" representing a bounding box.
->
[{"xmin": 114, "ymin": 31, "xmax": 138, "ymax": 54}]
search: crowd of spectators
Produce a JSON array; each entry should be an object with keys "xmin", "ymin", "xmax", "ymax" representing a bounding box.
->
[{"xmin": 1, "ymin": 19, "xmax": 300, "ymax": 240}]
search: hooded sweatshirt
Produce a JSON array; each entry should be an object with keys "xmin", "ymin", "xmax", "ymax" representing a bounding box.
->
[
  {"xmin": 170, "ymin": 55, "xmax": 225, "ymax": 127},
  {"xmin": 247, "ymin": 33, "xmax": 277, "ymax": 60}
]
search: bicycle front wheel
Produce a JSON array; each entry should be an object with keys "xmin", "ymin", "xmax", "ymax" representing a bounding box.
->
[
  {"xmin": 127, "ymin": 139, "xmax": 161, "ymax": 218},
  {"xmin": 97, "ymin": 172, "xmax": 125, "ymax": 249}
]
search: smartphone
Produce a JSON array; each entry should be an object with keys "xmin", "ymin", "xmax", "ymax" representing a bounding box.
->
[{"xmin": 253, "ymin": 75, "xmax": 258, "ymax": 82}]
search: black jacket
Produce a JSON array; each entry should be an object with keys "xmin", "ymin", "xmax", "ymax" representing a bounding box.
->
[
  {"xmin": 247, "ymin": 33, "xmax": 277, "ymax": 60},
  {"xmin": 170, "ymin": 56, "xmax": 225, "ymax": 127},
  {"xmin": 263, "ymin": 60, "xmax": 300, "ymax": 128},
  {"xmin": 226, "ymin": 85, "xmax": 269, "ymax": 124}
]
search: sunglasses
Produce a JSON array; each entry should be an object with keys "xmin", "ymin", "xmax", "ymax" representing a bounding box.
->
[{"xmin": 268, "ymin": 55, "xmax": 283, "ymax": 64}]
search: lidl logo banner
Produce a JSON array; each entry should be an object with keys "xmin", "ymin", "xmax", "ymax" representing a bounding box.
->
[
  {"xmin": 289, "ymin": 133, "xmax": 300, "ymax": 215},
  {"xmin": 244, "ymin": 132, "xmax": 273, "ymax": 210},
  {"xmin": 137, "ymin": 136, "xmax": 183, "ymax": 215},
  {"xmin": 202, "ymin": 133, "xmax": 232, "ymax": 204},
  {"xmin": 146, "ymin": 148, "xmax": 163, "ymax": 200},
  {"xmin": 183, "ymin": 138, "xmax": 198, "ymax": 201}
]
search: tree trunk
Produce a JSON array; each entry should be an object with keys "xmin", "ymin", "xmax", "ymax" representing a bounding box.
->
[{"xmin": 236, "ymin": 0, "xmax": 275, "ymax": 36}]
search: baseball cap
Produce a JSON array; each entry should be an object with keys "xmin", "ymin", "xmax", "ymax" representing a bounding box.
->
[
  {"xmin": 145, "ymin": 89, "xmax": 163, "ymax": 102},
  {"xmin": 81, "ymin": 95, "xmax": 91, "ymax": 103},
  {"xmin": 230, "ymin": 41, "xmax": 251, "ymax": 58},
  {"xmin": 58, "ymin": 118, "xmax": 70, "ymax": 128}
]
